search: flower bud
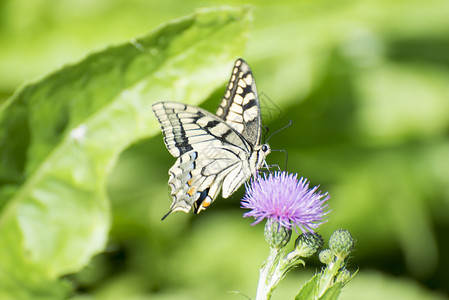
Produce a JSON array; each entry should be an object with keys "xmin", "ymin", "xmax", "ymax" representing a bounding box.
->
[
  {"xmin": 336, "ymin": 268, "xmax": 351, "ymax": 284},
  {"xmin": 264, "ymin": 220, "xmax": 292, "ymax": 249},
  {"xmin": 319, "ymin": 249, "xmax": 334, "ymax": 265},
  {"xmin": 329, "ymin": 229, "xmax": 354, "ymax": 259},
  {"xmin": 294, "ymin": 233, "xmax": 324, "ymax": 257}
]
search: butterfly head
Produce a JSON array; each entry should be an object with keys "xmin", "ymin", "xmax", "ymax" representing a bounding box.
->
[
  {"xmin": 261, "ymin": 144, "xmax": 270, "ymax": 154},
  {"xmin": 252, "ymin": 143, "xmax": 271, "ymax": 172}
]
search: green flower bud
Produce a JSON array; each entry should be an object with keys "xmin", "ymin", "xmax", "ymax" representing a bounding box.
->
[
  {"xmin": 294, "ymin": 233, "xmax": 324, "ymax": 257},
  {"xmin": 336, "ymin": 268, "xmax": 351, "ymax": 284},
  {"xmin": 319, "ymin": 249, "xmax": 334, "ymax": 265},
  {"xmin": 264, "ymin": 221, "xmax": 292, "ymax": 249},
  {"xmin": 329, "ymin": 229, "xmax": 355, "ymax": 259}
]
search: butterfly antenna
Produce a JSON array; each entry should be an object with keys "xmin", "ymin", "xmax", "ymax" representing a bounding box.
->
[{"xmin": 266, "ymin": 120, "xmax": 292, "ymax": 143}]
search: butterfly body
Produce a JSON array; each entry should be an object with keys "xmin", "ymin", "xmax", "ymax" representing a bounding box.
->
[{"xmin": 152, "ymin": 59, "xmax": 270, "ymax": 217}]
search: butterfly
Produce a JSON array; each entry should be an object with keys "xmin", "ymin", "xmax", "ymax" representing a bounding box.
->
[{"xmin": 152, "ymin": 58, "xmax": 270, "ymax": 219}]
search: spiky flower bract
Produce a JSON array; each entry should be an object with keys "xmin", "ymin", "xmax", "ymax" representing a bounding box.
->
[{"xmin": 241, "ymin": 171, "xmax": 330, "ymax": 233}]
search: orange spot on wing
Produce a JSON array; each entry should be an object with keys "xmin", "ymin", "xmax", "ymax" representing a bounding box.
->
[
  {"xmin": 202, "ymin": 198, "xmax": 212, "ymax": 208},
  {"xmin": 187, "ymin": 178, "xmax": 194, "ymax": 186},
  {"xmin": 187, "ymin": 188, "xmax": 195, "ymax": 196}
]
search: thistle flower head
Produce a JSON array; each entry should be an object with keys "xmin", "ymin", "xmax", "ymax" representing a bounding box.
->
[
  {"xmin": 241, "ymin": 171, "xmax": 330, "ymax": 233},
  {"xmin": 294, "ymin": 233, "xmax": 324, "ymax": 257},
  {"xmin": 329, "ymin": 229, "xmax": 355, "ymax": 259},
  {"xmin": 264, "ymin": 220, "xmax": 292, "ymax": 249}
]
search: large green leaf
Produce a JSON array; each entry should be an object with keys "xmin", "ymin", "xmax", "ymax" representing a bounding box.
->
[{"xmin": 0, "ymin": 6, "xmax": 250, "ymax": 299}]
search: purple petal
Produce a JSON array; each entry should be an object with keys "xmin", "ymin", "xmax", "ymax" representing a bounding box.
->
[{"xmin": 241, "ymin": 171, "xmax": 330, "ymax": 233}]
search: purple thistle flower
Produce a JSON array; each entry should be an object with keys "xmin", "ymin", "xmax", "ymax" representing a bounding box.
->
[{"xmin": 241, "ymin": 171, "xmax": 330, "ymax": 233}]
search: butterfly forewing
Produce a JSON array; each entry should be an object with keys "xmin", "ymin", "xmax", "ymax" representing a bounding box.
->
[
  {"xmin": 216, "ymin": 59, "xmax": 262, "ymax": 146},
  {"xmin": 152, "ymin": 58, "xmax": 270, "ymax": 218},
  {"xmin": 152, "ymin": 102, "xmax": 250, "ymax": 156}
]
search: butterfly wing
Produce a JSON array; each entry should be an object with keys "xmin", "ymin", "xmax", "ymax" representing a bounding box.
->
[
  {"xmin": 152, "ymin": 101, "xmax": 253, "ymax": 216},
  {"xmin": 216, "ymin": 58, "xmax": 262, "ymax": 147},
  {"xmin": 152, "ymin": 101, "xmax": 251, "ymax": 157},
  {"xmin": 166, "ymin": 145, "xmax": 252, "ymax": 216},
  {"xmin": 153, "ymin": 59, "xmax": 269, "ymax": 217}
]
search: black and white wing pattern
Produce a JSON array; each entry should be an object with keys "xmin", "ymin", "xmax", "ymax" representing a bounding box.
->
[
  {"xmin": 152, "ymin": 59, "xmax": 270, "ymax": 218},
  {"xmin": 216, "ymin": 58, "xmax": 262, "ymax": 146}
]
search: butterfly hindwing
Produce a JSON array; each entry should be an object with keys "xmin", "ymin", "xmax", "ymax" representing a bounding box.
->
[
  {"xmin": 216, "ymin": 58, "xmax": 262, "ymax": 146},
  {"xmin": 166, "ymin": 144, "xmax": 251, "ymax": 215}
]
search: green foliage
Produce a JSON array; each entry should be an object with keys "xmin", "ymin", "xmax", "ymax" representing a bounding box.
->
[
  {"xmin": 295, "ymin": 274, "xmax": 319, "ymax": 300},
  {"xmin": 295, "ymin": 275, "xmax": 343, "ymax": 300},
  {"xmin": 320, "ymin": 283, "xmax": 343, "ymax": 300},
  {"xmin": 0, "ymin": 7, "xmax": 250, "ymax": 299},
  {"xmin": 294, "ymin": 229, "xmax": 353, "ymax": 300}
]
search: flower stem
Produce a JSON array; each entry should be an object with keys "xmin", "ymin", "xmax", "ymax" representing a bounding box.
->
[
  {"xmin": 255, "ymin": 247, "xmax": 281, "ymax": 300},
  {"xmin": 316, "ymin": 256, "xmax": 344, "ymax": 298}
]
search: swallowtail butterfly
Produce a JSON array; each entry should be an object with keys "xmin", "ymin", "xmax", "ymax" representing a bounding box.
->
[{"xmin": 152, "ymin": 59, "xmax": 270, "ymax": 218}]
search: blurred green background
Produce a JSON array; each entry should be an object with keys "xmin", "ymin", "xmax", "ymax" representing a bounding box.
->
[{"xmin": 1, "ymin": 0, "xmax": 449, "ymax": 299}]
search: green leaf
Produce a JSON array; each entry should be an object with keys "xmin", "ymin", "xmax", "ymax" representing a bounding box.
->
[
  {"xmin": 319, "ymin": 282, "xmax": 342, "ymax": 300},
  {"xmin": 295, "ymin": 274, "xmax": 319, "ymax": 300},
  {"xmin": 295, "ymin": 275, "xmax": 343, "ymax": 300},
  {"xmin": 0, "ymin": 6, "xmax": 250, "ymax": 299}
]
